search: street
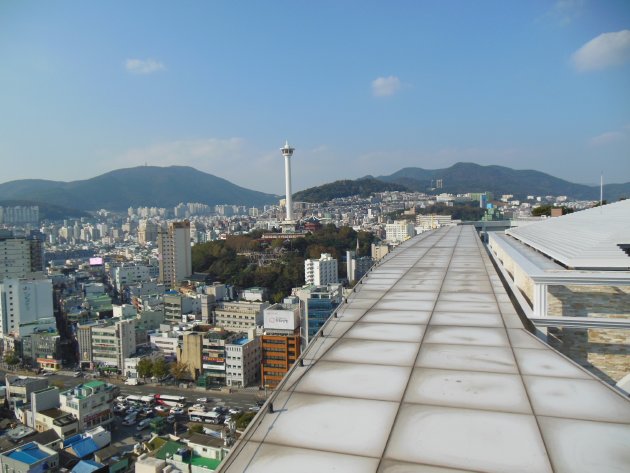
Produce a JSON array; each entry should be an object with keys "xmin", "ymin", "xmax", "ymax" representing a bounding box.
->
[{"xmin": 0, "ymin": 368, "xmax": 266, "ymax": 413}]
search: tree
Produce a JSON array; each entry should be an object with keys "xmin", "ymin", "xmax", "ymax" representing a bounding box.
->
[
  {"xmin": 151, "ymin": 357, "xmax": 169, "ymax": 379},
  {"xmin": 4, "ymin": 351, "xmax": 19, "ymax": 368},
  {"xmin": 189, "ymin": 423, "xmax": 204, "ymax": 434},
  {"xmin": 233, "ymin": 412, "xmax": 256, "ymax": 430},
  {"xmin": 169, "ymin": 361, "xmax": 190, "ymax": 381},
  {"xmin": 137, "ymin": 358, "xmax": 153, "ymax": 379}
]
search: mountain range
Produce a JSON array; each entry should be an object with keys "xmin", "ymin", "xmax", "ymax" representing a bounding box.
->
[
  {"xmin": 0, "ymin": 166, "xmax": 278, "ymax": 212},
  {"xmin": 376, "ymin": 163, "xmax": 630, "ymax": 201},
  {"xmin": 0, "ymin": 163, "xmax": 627, "ymax": 215}
]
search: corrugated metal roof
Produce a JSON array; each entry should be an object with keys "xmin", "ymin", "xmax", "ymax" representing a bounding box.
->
[
  {"xmin": 66, "ymin": 438, "xmax": 99, "ymax": 459},
  {"xmin": 506, "ymin": 200, "xmax": 630, "ymax": 269}
]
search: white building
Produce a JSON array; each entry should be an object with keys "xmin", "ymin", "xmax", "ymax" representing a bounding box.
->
[
  {"xmin": 263, "ymin": 298, "xmax": 301, "ymax": 334},
  {"xmin": 385, "ymin": 220, "xmax": 415, "ymax": 242},
  {"xmin": 225, "ymin": 330, "xmax": 261, "ymax": 388},
  {"xmin": 112, "ymin": 264, "xmax": 151, "ymax": 291},
  {"xmin": 416, "ymin": 214, "xmax": 453, "ymax": 230},
  {"xmin": 158, "ymin": 221, "xmax": 192, "ymax": 288},
  {"xmin": 112, "ymin": 304, "xmax": 137, "ymax": 319},
  {"xmin": 0, "ymin": 278, "xmax": 55, "ymax": 338},
  {"xmin": 304, "ymin": 253, "xmax": 338, "ymax": 286},
  {"xmin": 214, "ymin": 300, "xmax": 269, "ymax": 331},
  {"xmin": 59, "ymin": 380, "xmax": 114, "ymax": 430},
  {"xmin": 90, "ymin": 318, "xmax": 136, "ymax": 369},
  {"xmin": 149, "ymin": 330, "xmax": 180, "ymax": 357}
]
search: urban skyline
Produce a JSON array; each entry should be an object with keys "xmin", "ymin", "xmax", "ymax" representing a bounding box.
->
[{"xmin": 1, "ymin": 1, "xmax": 629, "ymax": 193}]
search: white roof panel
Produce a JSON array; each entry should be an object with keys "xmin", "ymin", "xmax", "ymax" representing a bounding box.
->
[
  {"xmin": 506, "ymin": 200, "xmax": 630, "ymax": 269},
  {"xmin": 218, "ymin": 226, "xmax": 630, "ymax": 473}
]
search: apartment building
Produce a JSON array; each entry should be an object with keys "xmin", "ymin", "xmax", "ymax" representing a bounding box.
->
[
  {"xmin": 59, "ymin": 380, "xmax": 115, "ymax": 430},
  {"xmin": 225, "ymin": 331, "xmax": 261, "ymax": 388},
  {"xmin": 304, "ymin": 253, "xmax": 338, "ymax": 286},
  {"xmin": 90, "ymin": 318, "xmax": 136, "ymax": 370},
  {"xmin": 214, "ymin": 300, "xmax": 269, "ymax": 331},
  {"xmin": 157, "ymin": 221, "xmax": 192, "ymax": 288}
]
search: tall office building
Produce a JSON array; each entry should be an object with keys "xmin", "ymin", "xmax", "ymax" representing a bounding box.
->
[
  {"xmin": 295, "ymin": 283, "xmax": 342, "ymax": 347},
  {"xmin": 304, "ymin": 253, "xmax": 338, "ymax": 285},
  {"xmin": 260, "ymin": 298, "xmax": 301, "ymax": 389},
  {"xmin": 157, "ymin": 221, "xmax": 192, "ymax": 288},
  {"xmin": 0, "ymin": 232, "xmax": 44, "ymax": 281},
  {"xmin": 0, "ymin": 278, "xmax": 55, "ymax": 338}
]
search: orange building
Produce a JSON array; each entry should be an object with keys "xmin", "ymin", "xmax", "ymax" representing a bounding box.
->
[
  {"xmin": 260, "ymin": 329, "xmax": 301, "ymax": 389},
  {"xmin": 260, "ymin": 299, "xmax": 302, "ymax": 389}
]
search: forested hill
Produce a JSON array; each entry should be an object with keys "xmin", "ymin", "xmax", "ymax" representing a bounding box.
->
[{"xmin": 293, "ymin": 178, "xmax": 408, "ymax": 202}]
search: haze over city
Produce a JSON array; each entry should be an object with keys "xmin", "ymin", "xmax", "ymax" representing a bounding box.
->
[{"xmin": 1, "ymin": 0, "xmax": 629, "ymax": 193}]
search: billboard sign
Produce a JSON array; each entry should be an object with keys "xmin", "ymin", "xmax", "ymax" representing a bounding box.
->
[{"xmin": 264, "ymin": 308, "xmax": 298, "ymax": 330}]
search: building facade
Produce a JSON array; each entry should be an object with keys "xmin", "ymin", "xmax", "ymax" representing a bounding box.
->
[
  {"xmin": 59, "ymin": 380, "xmax": 115, "ymax": 430},
  {"xmin": 295, "ymin": 284, "xmax": 342, "ymax": 347},
  {"xmin": 260, "ymin": 299, "xmax": 301, "ymax": 388},
  {"xmin": 214, "ymin": 300, "xmax": 269, "ymax": 331},
  {"xmin": 0, "ymin": 278, "xmax": 54, "ymax": 338},
  {"xmin": 225, "ymin": 332, "xmax": 261, "ymax": 388},
  {"xmin": 157, "ymin": 221, "xmax": 192, "ymax": 288},
  {"xmin": 90, "ymin": 319, "xmax": 136, "ymax": 370},
  {"xmin": 304, "ymin": 253, "xmax": 338, "ymax": 286}
]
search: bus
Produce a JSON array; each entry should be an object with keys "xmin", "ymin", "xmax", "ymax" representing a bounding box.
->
[
  {"xmin": 126, "ymin": 395, "xmax": 155, "ymax": 406},
  {"xmin": 154, "ymin": 394, "xmax": 186, "ymax": 407},
  {"xmin": 189, "ymin": 410, "xmax": 223, "ymax": 424}
]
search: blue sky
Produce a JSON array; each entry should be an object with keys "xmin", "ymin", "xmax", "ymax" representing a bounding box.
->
[{"xmin": 1, "ymin": 0, "xmax": 629, "ymax": 193}]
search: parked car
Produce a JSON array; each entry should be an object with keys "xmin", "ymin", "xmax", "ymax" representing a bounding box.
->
[
  {"xmin": 73, "ymin": 371, "xmax": 82, "ymax": 378},
  {"xmin": 166, "ymin": 415, "xmax": 175, "ymax": 423},
  {"xmin": 170, "ymin": 407, "xmax": 184, "ymax": 415},
  {"xmin": 228, "ymin": 408, "xmax": 241, "ymax": 415},
  {"xmin": 154, "ymin": 405, "xmax": 169, "ymax": 413},
  {"xmin": 122, "ymin": 419, "xmax": 136, "ymax": 426},
  {"xmin": 116, "ymin": 396, "xmax": 126, "ymax": 402},
  {"xmin": 136, "ymin": 419, "xmax": 151, "ymax": 431}
]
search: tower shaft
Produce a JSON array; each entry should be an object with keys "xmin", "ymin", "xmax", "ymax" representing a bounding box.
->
[{"xmin": 284, "ymin": 154, "xmax": 293, "ymax": 221}]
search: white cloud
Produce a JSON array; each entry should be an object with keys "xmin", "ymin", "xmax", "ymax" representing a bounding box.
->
[
  {"xmin": 572, "ymin": 30, "xmax": 630, "ymax": 71},
  {"xmin": 589, "ymin": 125, "xmax": 630, "ymax": 146},
  {"xmin": 118, "ymin": 138, "xmax": 243, "ymax": 168},
  {"xmin": 371, "ymin": 76, "xmax": 401, "ymax": 97},
  {"xmin": 549, "ymin": 0, "xmax": 584, "ymax": 25},
  {"xmin": 125, "ymin": 58, "xmax": 166, "ymax": 74}
]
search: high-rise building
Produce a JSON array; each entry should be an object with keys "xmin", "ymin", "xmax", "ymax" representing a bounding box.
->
[
  {"xmin": 137, "ymin": 219, "xmax": 159, "ymax": 245},
  {"xmin": 0, "ymin": 233, "xmax": 44, "ymax": 281},
  {"xmin": 385, "ymin": 220, "xmax": 415, "ymax": 242},
  {"xmin": 261, "ymin": 298, "xmax": 301, "ymax": 388},
  {"xmin": 295, "ymin": 284, "xmax": 342, "ymax": 347},
  {"xmin": 0, "ymin": 278, "xmax": 55, "ymax": 338},
  {"xmin": 346, "ymin": 251, "xmax": 374, "ymax": 283},
  {"xmin": 304, "ymin": 253, "xmax": 338, "ymax": 285},
  {"xmin": 157, "ymin": 221, "xmax": 192, "ymax": 288}
]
